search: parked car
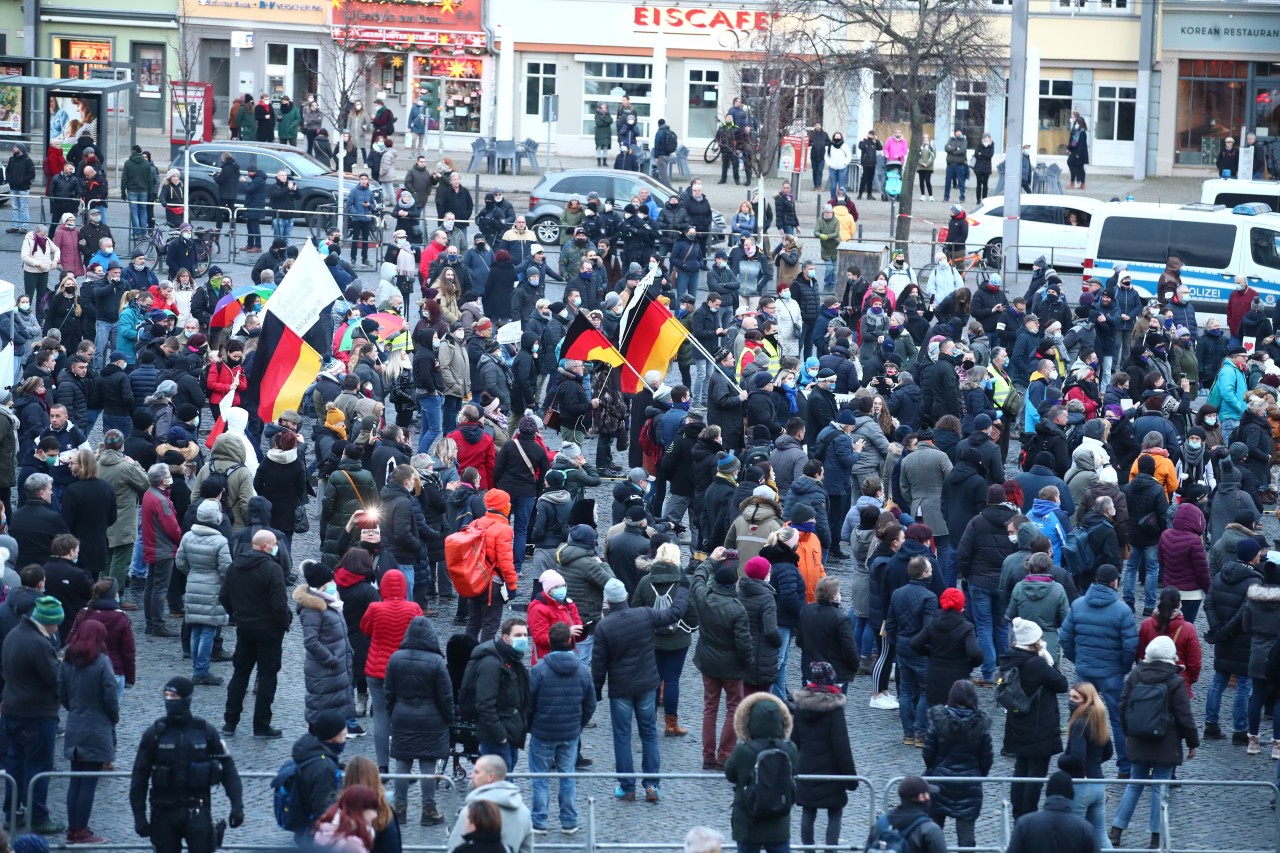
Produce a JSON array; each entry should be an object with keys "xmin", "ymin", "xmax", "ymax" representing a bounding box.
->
[
  {"xmin": 527, "ymin": 169, "xmax": 727, "ymax": 245},
  {"xmin": 167, "ymin": 141, "xmax": 381, "ymax": 223},
  {"xmin": 939, "ymin": 193, "xmax": 1102, "ymax": 269}
]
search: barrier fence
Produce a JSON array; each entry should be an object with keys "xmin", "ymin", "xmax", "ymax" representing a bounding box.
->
[{"xmin": 12, "ymin": 769, "xmax": 1278, "ymax": 853}]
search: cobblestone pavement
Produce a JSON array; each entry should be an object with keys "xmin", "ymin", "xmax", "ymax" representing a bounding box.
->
[{"xmin": 0, "ymin": 198, "xmax": 1273, "ymax": 852}]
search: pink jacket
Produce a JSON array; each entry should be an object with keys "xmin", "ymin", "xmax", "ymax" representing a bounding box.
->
[
  {"xmin": 884, "ymin": 136, "xmax": 908, "ymax": 164},
  {"xmin": 53, "ymin": 225, "xmax": 84, "ymax": 276}
]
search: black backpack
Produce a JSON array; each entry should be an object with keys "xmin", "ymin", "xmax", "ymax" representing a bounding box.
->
[
  {"xmin": 1127, "ymin": 666, "xmax": 1178, "ymax": 739},
  {"xmin": 741, "ymin": 742, "xmax": 795, "ymax": 820},
  {"xmin": 995, "ymin": 659, "xmax": 1040, "ymax": 715}
]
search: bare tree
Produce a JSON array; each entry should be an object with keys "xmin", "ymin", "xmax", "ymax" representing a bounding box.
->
[{"xmin": 773, "ymin": 0, "xmax": 1002, "ymax": 243}]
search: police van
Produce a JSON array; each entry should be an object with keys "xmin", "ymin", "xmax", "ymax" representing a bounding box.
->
[
  {"xmin": 1082, "ymin": 201, "xmax": 1280, "ymax": 311},
  {"xmin": 1201, "ymin": 178, "xmax": 1280, "ymax": 211}
]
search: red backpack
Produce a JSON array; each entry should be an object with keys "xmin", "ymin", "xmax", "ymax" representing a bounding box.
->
[
  {"xmin": 638, "ymin": 414, "xmax": 665, "ymax": 474},
  {"xmin": 445, "ymin": 525, "xmax": 489, "ymax": 597}
]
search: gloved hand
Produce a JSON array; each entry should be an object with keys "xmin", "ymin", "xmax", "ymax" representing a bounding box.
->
[
  {"xmin": 229, "ymin": 808, "xmax": 245, "ymax": 829},
  {"xmin": 135, "ymin": 817, "xmax": 151, "ymax": 838}
]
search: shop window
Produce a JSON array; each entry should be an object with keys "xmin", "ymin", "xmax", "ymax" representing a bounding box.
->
[
  {"xmin": 525, "ymin": 62, "xmax": 556, "ymax": 118},
  {"xmin": 1096, "ymin": 85, "xmax": 1136, "ymax": 143},
  {"xmin": 581, "ymin": 61, "xmax": 652, "ymax": 136},
  {"xmin": 267, "ymin": 43, "xmax": 288, "ymax": 66},
  {"xmin": 1037, "ymin": 79, "xmax": 1072, "ymax": 156},
  {"xmin": 442, "ymin": 79, "xmax": 481, "ymax": 135},
  {"xmin": 871, "ymin": 72, "xmax": 936, "ymax": 140},
  {"xmin": 1251, "ymin": 227, "xmax": 1280, "ymax": 271},
  {"xmin": 688, "ymin": 68, "xmax": 721, "ymax": 140},
  {"xmin": 741, "ymin": 67, "xmax": 824, "ymax": 134},
  {"xmin": 53, "ymin": 38, "xmax": 111, "ymax": 79},
  {"xmin": 1056, "ymin": 0, "xmax": 1129, "ymax": 12},
  {"xmin": 954, "ymin": 79, "xmax": 988, "ymax": 148},
  {"xmin": 1176, "ymin": 60, "xmax": 1249, "ymax": 166}
]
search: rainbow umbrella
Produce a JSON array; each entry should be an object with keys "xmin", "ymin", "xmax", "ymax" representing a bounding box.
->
[
  {"xmin": 210, "ymin": 284, "xmax": 277, "ymax": 329},
  {"xmin": 339, "ymin": 312, "xmax": 407, "ymax": 352}
]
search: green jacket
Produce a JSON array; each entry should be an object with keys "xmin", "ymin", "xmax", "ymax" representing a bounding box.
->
[
  {"xmin": 690, "ymin": 561, "xmax": 754, "ymax": 680},
  {"xmin": 121, "ymin": 152, "xmax": 154, "ymax": 195},
  {"xmin": 1169, "ymin": 342, "xmax": 1199, "ymax": 397},
  {"xmin": 236, "ymin": 102, "xmax": 257, "ymax": 138},
  {"xmin": 1005, "ymin": 576, "xmax": 1069, "ymax": 659},
  {"xmin": 724, "ymin": 692, "xmax": 799, "ymax": 844},
  {"xmin": 813, "ymin": 214, "xmax": 840, "ymax": 261},
  {"xmin": 593, "ymin": 111, "xmax": 613, "ymax": 149},
  {"xmin": 277, "ymin": 103, "xmax": 302, "ymax": 139}
]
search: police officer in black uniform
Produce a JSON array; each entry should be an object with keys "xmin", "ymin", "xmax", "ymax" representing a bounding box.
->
[{"xmin": 131, "ymin": 676, "xmax": 245, "ymax": 853}]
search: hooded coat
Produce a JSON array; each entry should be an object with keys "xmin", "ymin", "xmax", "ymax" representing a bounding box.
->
[
  {"xmin": 1006, "ymin": 575, "xmax": 1069, "ymax": 659},
  {"xmin": 98, "ymin": 449, "xmax": 150, "ymax": 549},
  {"xmin": 723, "ymin": 693, "xmax": 799, "ymax": 844},
  {"xmin": 1242, "ymin": 584, "xmax": 1280, "ymax": 681},
  {"xmin": 443, "ymin": 780, "xmax": 534, "ymax": 853},
  {"xmin": 1120, "ymin": 660, "xmax": 1199, "ymax": 766},
  {"xmin": 1060, "ymin": 582, "xmax": 1140, "ymax": 678},
  {"xmin": 737, "ymin": 575, "xmax": 781, "ymax": 686},
  {"xmin": 999, "ymin": 646, "xmax": 1069, "ymax": 757},
  {"xmin": 463, "ymin": 637, "xmax": 530, "ymax": 747},
  {"xmin": 942, "ymin": 452, "xmax": 990, "ymax": 543},
  {"xmin": 691, "ymin": 562, "xmax": 754, "ymax": 681},
  {"xmin": 923, "ymin": 704, "xmax": 994, "ymax": 821},
  {"xmin": 193, "ymin": 434, "xmax": 255, "ymax": 531},
  {"xmin": 360, "ymin": 569, "xmax": 423, "ymax": 679},
  {"xmin": 725, "ymin": 496, "xmax": 783, "ymax": 566},
  {"xmin": 911, "ymin": 608, "xmax": 984, "ymax": 705},
  {"xmin": 790, "ymin": 688, "xmax": 858, "ymax": 809},
  {"xmin": 385, "ymin": 616, "xmax": 453, "ymax": 759},
  {"xmin": 1064, "ymin": 445, "xmax": 1102, "ymax": 510},
  {"xmin": 1206, "ymin": 558, "xmax": 1263, "ymax": 675},
  {"xmin": 176, "ymin": 522, "xmax": 231, "ymax": 626},
  {"xmin": 1158, "ymin": 503, "xmax": 1210, "ymax": 596},
  {"xmin": 295, "ymin": 584, "xmax": 356, "ymax": 722},
  {"xmin": 1209, "ymin": 465, "xmax": 1259, "ymax": 543}
]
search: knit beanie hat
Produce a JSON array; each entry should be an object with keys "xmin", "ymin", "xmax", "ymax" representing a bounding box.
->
[
  {"xmin": 1045, "ymin": 770, "xmax": 1075, "ymax": 801},
  {"xmin": 1011, "ymin": 616, "xmax": 1043, "ymax": 648},
  {"xmin": 714, "ymin": 565, "xmax": 738, "ymax": 587},
  {"xmin": 539, "ymin": 569, "xmax": 566, "ymax": 592},
  {"xmin": 716, "ymin": 451, "xmax": 740, "ymax": 473},
  {"xmin": 1144, "ymin": 635, "xmax": 1178, "ymax": 665},
  {"xmin": 806, "ymin": 661, "xmax": 837, "ymax": 686},
  {"xmin": 518, "ymin": 415, "xmax": 539, "ymax": 436},
  {"xmin": 1238, "ymin": 537, "xmax": 1264, "ymax": 563},
  {"xmin": 545, "ymin": 469, "xmax": 566, "ymax": 489},
  {"xmin": 32, "ymin": 596, "xmax": 64, "ymax": 626},
  {"xmin": 304, "ymin": 560, "xmax": 334, "ymax": 590},
  {"xmin": 743, "ymin": 556, "xmax": 771, "ymax": 580},
  {"xmin": 604, "ymin": 578, "xmax": 628, "ymax": 603},
  {"xmin": 164, "ymin": 676, "xmax": 194, "ymax": 698},
  {"xmin": 310, "ymin": 709, "xmax": 348, "ymax": 741},
  {"xmin": 940, "ymin": 588, "xmax": 965, "ymax": 612}
]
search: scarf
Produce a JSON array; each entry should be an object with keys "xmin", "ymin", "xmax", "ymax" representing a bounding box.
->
[
  {"xmin": 313, "ymin": 586, "xmax": 344, "ymax": 611},
  {"xmin": 1181, "ymin": 438, "xmax": 1206, "ymax": 472},
  {"xmin": 793, "ymin": 520, "xmax": 817, "ymax": 534},
  {"xmin": 804, "ymin": 683, "xmax": 841, "ymax": 694},
  {"xmin": 783, "ymin": 383, "xmax": 798, "ymax": 414},
  {"xmin": 32, "ymin": 233, "xmax": 47, "ymax": 252}
]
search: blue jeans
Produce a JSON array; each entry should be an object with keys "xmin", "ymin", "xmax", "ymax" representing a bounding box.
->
[
  {"xmin": 936, "ymin": 536, "xmax": 956, "ymax": 589},
  {"xmin": 1073, "ymin": 781, "xmax": 1111, "ymax": 849},
  {"xmin": 130, "ymin": 516, "xmax": 146, "ymax": 578},
  {"xmin": 1124, "ymin": 545, "xmax": 1160, "ymax": 612},
  {"xmin": 770, "ymin": 627, "xmax": 792, "ymax": 700},
  {"xmin": 128, "ymin": 191, "xmax": 149, "ymax": 240},
  {"xmin": 944, "ymin": 165, "xmax": 967, "ymax": 201},
  {"xmin": 1206, "ymin": 671, "xmax": 1251, "ymax": 732},
  {"xmin": 827, "ymin": 168, "xmax": 849, "ymax": 199},
  {"xmin": 610, "ymin": 690, "xmax": 660, "ymax": 792},
  {"xmin": 1086, "ymin": 672, "xmax": 1129, "ymax": 775},
  {"xmin": 190, "ymin": 624, "xmax": 217, "ymax": 677},
  {"xmin": 443, "ymin": 395, "xmax": 463, "ymax": 433},
  {"xmin": 969, "ymin": 585, "xmax": 1006, "ymax": 679},
  {"xmin": 397, "ymin": 564, "xmax": 416, "ymax": 603},
  {"xmin": 852, "ymin": 614, "xmax": 876, "ymax": 660},
  {"xmin": 273, "ymin": 217, "xmax": 294, "ymax": 241},
  {"xmin": 897, "ymin": 652, "xmax": 929, "ymax": 738},
  {"xmin": 528, "ymin": 735, "xmax": 578, "ymax": 830},
  {"xmin": 478, "ymin": 739, "xmax": 519, "ymax": 773},
  {"xmin": 1222, "ymin": 419, "xmax": 1239, "ymax": 444},
  {"xmin": 417, "ymin": 395, "xmax": 442, "ymax": 454},
  {"xmin": 675, "ymin": 269, "xmax": 699, "ymax": 303},
  {"xmin": 95, "ymin": 320, "xmax": 116, "ymax": 370},
  {"xmin": 102, "ymin": 413, "xmax": 132, "ymax": 439},
  {"xmin": 575, "ymin": 634, "xmax": 594, "ymax": 666},
  {"xmin": 1112, "ymin": 762, "xmax": 1173, "ymax": 833},
  {"xmin": 512, "ymin": 495, "xmax": 536, "ymax": 574},
  {"xmin": 11, "ymin": 190, "xmax": 29, "ymax": 228},
  {"xmin": 4, "ymin": 714, "xmax": 57, "ymax": 825}
]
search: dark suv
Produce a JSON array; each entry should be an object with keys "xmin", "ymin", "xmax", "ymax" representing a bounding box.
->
[{"xmin": 167, "ymin": 141, "xmax": 381, "ymax": 223}]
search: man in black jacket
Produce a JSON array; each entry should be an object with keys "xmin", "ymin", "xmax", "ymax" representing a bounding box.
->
[
  {"xmin": 1006, "ymin": 771, "xmax": 1097, "ymax": 853},
  {"xmin": 2, "ymin": 594, "xmax": 64, "ymax": 833},
  {"xmin": 1121, "ymin": 454, "xmax": 1168, "ymax": 614},
  {"xmin": 286, "ymin": 710, "xmax": 347, "ymax": 839},
  {"xmin": 464, "ymin": 616, "xmax": 530, "ymax": 771},
  {"xmin": 886, "ymin": 556, "xmax": 940, "ymax": 745},
  {"xmin": 592, "ymin": 575, "xmax": 689, "ymax": 802},
  {"xmin": 220, "ymin": 529, "xmax": 292, "ymax": 738},
  {"xmin": 690, "ymin": 294, "xmax": 726, "ymax": 407},
  {"xmin": 6, "ymin": 141, "xmax": 35, "ymax": 234},
  {"xmin": 369, "ymin": 426, "xmax": 413, "ymax": 491},
  {"xmin": 554, "ymin": 361, "xmax": 594, "ymax": 446},
  {"xmin": 796, "ymin": 575, "xmax": 860, "ymax": 686},
  {"xmin": 877, "ymin": 776, "xmax": 948, "ymax": 853},
  {"xmin": 790, "ymin": 262, "xmax": 822, "ymax": 358},
  {"xmin": 922, "ymin": 338, "xmax": 963, "ymax": 422},
  {"xmin": 379, "ymin": 464, "xmax": 423, "ymax": 579}
]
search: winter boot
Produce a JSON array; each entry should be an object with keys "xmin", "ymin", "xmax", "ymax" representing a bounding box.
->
[
  {"xmin": 1108, "ymin": 828, "xmax": 1122, "ymax": 848},
  {"xmin": 1149, "ymin": 833, "xmax": 1160, "ymax": 849},
  {"xmin": 128, "ymin": 576, "xmax": 146, "ymax": 609},
  {"xmin": 664, "ymin": 714, "xmax": 688, "ymax": 736},
  {"xmin": 356, "ymin": 692, "xmax": 369, "ymax": 717}
]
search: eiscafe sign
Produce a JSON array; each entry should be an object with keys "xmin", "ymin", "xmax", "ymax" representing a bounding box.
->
[{"xmin": 632, "ymin": 5, "xmax": 772, "ymax": 32}]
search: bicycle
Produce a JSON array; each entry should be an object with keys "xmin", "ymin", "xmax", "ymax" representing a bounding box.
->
[
  {"xmin": 307, "ymin": 201, "xmax": 385, "ymax": 260},
  {"xmin": 136, "ymin": 224, "xmax": 214, "ymax": 279}
]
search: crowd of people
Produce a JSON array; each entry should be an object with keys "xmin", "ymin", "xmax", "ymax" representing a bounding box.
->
[{"xmin": 1, "ymin": 141, "xmax": 1279, "ymax": 853}]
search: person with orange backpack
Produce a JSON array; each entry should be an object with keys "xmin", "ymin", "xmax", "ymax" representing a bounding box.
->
[{"xmin": 462, "ymin": 489, "xmax": 518, "ymax": 643}]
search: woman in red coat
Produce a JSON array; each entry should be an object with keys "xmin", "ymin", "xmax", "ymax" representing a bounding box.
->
[
  {"xmin": 1137, "ymin": 587, "xmax": 1203, "ymax": 697},
  {"xmin": 525, "ymin": 569, "xmax": 582, "ymax": 664},
  {"xmin": 360, "ymin": 568, "xmax": 423, "ymax": 771},
  {"xmin": 447, "ymin": 405, "xmax": 496, "ymax": 489}
]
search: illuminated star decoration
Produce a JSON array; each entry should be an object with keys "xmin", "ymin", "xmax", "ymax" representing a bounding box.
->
[
  {"xmin": 330, "ymin": 0, "xmax": 342, "ymax": 8},
  {"xmin": 446, "ymin": 59, "xmax": 470, "ymax": 77},
  {"xmin": 438, "ymin": 0, "xmax": 461, "ymax": 12}
]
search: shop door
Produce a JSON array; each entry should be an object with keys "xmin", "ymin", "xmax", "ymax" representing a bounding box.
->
[
  {"xmin": 202, "ymin": 39, "xmax": 231, "ymax": 132},
  {"xmin": 293, "ymin": 48, "xmax": 318, "ymax": 104},
  {"xmin": 685, "ymin": 65, "xmax": 721, "ymax": 145},
  {"xmin": 521, "ymin": 60, "xmax": 557, "ymax": 145},
  {"xmin": 1093, "ymin": 82, "xmax": 1136, "ymax": 169},
  {"xmin": 132, "ymin": 42, "xmax": 166, "ymax": 130}
]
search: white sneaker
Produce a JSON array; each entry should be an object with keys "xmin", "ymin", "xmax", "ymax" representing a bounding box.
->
[{"xmin": 869, "ymin": 693, "xmax": 900, "ymax": 710}]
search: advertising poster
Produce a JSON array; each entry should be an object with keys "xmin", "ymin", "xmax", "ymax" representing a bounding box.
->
[
  {"xmin": 65, "ymin": 41, "xmax": 112, "ymax": 78},
  {"xmin": 48, "ymin": 92, "xmax": 101, "ymax": 150},
  {"xmin": 0, "ymin": 64, "xmax": 23, "ymax": 137},
  {"xmin": 138, "ymin": 46, "xmax": 164, "ymax": 98}
]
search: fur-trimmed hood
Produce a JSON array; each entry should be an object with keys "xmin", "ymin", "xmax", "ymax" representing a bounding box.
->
[
  {"xmin": 1248, "ymin": 584, "xmax": 1280, "ymax": 604},
  {"xmin": 792, "ymin": 688, "xmax": 847, "ymax": 714},
  {"xmin": 293, "ymin": 583, "xmax": 339, "ymax": 611},
  {"xmin": 737, "ymin": 495, "xmax": 781, "ymax": 522},
  {"xmin": 928, "ymin": 704, "xmax": 991, "ymax": 739},
  {"xmin": 733, "ymin": 690, "xmax": 793, "ymax": 742}
]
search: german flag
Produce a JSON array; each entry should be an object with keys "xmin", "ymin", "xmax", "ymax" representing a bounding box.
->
[
  {"xmin": 618, "ymin": 288, "xmax": 687, "ymax": 394},
  {"xmin": 560, "ymin": 313, "xmax": 626, "ymax": 367}
]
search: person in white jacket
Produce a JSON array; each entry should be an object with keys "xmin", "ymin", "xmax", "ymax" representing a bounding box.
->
[
  {"xmin": 21, "ymin": 224, "xmax": 60, "ymax": 309},
  {"xmin": 926, "ymin": 252, "xmax": 965, "ymax": 306}
]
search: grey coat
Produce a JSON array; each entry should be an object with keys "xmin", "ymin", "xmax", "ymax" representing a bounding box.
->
[
  {"xmin": 176, "ymin": 524, "xmax": 232, "ymax": 627},
  {"xmin": 98, "ymin": 449, "xmax": 149, "ymax": 548},
  {"xmin": 294, "ymin": 584, "xmax": 356, "ymax": 723},
  {"xmin": 899, "ymin": 443, "xmax": 954, "ymax": 536},
  {"xmin": 848, "ymin": 414, "xmax": 890, "ymax": 486},
  {"xmin": 58, "ymin": 654, "xmax": 119, "ymax": 763}
]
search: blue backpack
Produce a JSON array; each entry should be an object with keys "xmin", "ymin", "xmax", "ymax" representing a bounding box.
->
[
  {"xmin": 273, "ymin": 754, "xmax": 343, "ymax": 831},
  {"xmin": 866, "ymin": 813, "xmax": 931, "ymax": 853}
]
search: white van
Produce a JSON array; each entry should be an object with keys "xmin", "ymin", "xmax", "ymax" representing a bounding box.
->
[
  {"xmin": 1201, "ymin": 178, "xmax": 1280, "ymax": 211},
  {"xmin": 1083, "ymin": 201, "xmax": 1280, "ymax": 310}
]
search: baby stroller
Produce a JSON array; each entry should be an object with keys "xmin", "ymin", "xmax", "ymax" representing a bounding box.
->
[
  {"xmin": 444, "ymin": 632, "xmax": 482, "ymax": 780},
  {"xmin": 884, "ymin": 162, "xmax": 903, "ymax": 199}
]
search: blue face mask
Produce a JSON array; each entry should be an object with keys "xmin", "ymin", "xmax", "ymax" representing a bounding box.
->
[
  {"xmin": 551, "ymin": 587, "xmax": 568, "ymax": 602},
  {"xmin": 510, "ymin": 636, "xmax": 530, "ymax": 654},
  {"xmin": 270, "ymin": 545, "xmax": 279, "ymax": 557}
]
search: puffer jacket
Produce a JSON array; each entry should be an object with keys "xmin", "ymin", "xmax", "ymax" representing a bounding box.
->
[
  {"xmin": 691, "ymin": 562, "xmax": 754, "ymax": 681},
  {"xmin": 1061, "ymin": 582, "xmax": 1140, "ymax": 678},
  {"xmin": 360, "ymin": 569, "xmax": 423, "ymax": 679},
  {"xmin": 797, "ymin": 598, "xmax": 860, "ymax": 683},
  {"xmin": 632, "ymin": 558, "xmax": 698, "ymax": 651},
  {"xmin": 783, "ymin": 476, "xmax": 831, "ymax": 549},
  {"xmin": 956, "ymin": 503, "xmax": 1018, "ymax": 589},
  {"xmin": 176, "ymin": 523, "xmax": 231, "ymax": 626},
  {"xmin": 1206, "ymin": 559, "xmax": 1262, "ymax": 676},
  {"xmin": 737, "ymin": 576, "xmax": 781, "ymax": 686},
  {"xmin": 1120, "ymin": 660, "xmax": 1199, "ymax": 766},
  {"xmin": 1242, "ymin": 584, "xmax": 1280, "ymax": 681},
  {"xmin": 528, "ymin": 649, "xmax": 595, "ymax": 744},
  {"xmin": 1158, "ymin": 503, "xmax": 1209, "ymax": 596},
  {"xmin": 1005, "ymin": 575, "xmax": 1069, "ymax": 660},
  {"xmin": 761, "ymin": 542, "xmax": 805, "ymax": 629},
  {"xmin": 192, "ymin": 434, "xmax": 254, "ymax": 531},
  {"xmin": 911, "ymin": 608, "xmax": 984, "ymax": 706},
  {"xmin": 790, "ymin": 689, "xmax": 858, "ymax": 810},
  {"xmin": 464, "ymin": 637, "xmax": 530, "ymax": 747},
  {"xmin": 385, "ymin": 616, "xmax": 453, "ymax": 759},
  {"xmin": 724, "ymin": 693, "xmax": 799, "ymax": 845},
  {"xmin": 725, "ymin": 496, "xmax": 783, "ymax": 566},
  {"xmin": 295, "ymin": 584, "xmax": 355, "ymax": 722},
  {"xmin": 849, "ymin": 414, "xmax": 890, "ymax": 484},
  {"xmin": 923, "ymin": 705, "xmax": 994, "ymax": 822},
  {"xmin": 556, "ymin": 543, "xmax": 614, "ymax": 624},
  {"xmin": 999, "ymin": 646, "xmax": 1069, "ymax": 757}
]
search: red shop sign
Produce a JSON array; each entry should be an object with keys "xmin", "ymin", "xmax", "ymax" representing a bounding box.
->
[{"xmin": 632, "ymin": 6, "xmax": 771, "ymax": 31}]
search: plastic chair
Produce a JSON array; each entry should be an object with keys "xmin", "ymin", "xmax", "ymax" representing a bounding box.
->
[
  {"xmin": 493, "ymin": 140, "xmax": 517, "ymax": 175},
  {"xmin": 517, "ymin": 138, "xmax": 541, "ymax": 174},
  {"xmin": 994, "ymin": 161, "xmax": 1006, "ymax": 194},
  {"xmin": 466, "ymin": 138, "xmax": 488, "ymax": 174},
  {"xmin": 674, "ymin": 144, "xmax": 690, "ymax": 179},
  {"xmin": 1045, "ymin": 163, "xmax": 1064, "ymax": 195}
]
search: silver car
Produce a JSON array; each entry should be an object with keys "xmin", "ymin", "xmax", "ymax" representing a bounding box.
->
[{"xmin": 527, "ymin": 169, "xmax": 726, "ymax": 245}]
